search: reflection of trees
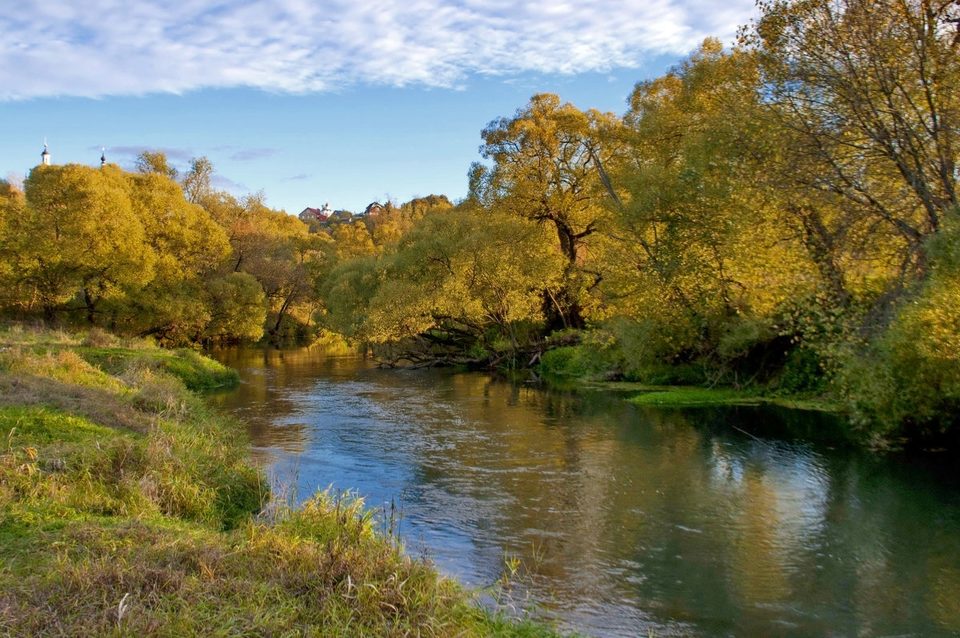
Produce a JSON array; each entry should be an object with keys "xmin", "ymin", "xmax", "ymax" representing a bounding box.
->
[
  {"xmin": 207, "ymin": 347, "xmax": 377, "ymax": 455},
  {"xmin": 209, "ymin": 350, "xmax": 960, "ymax": 636},
  {"xmin": 730, "ymin": 469, "xmax": 790, "ymax": 604}
]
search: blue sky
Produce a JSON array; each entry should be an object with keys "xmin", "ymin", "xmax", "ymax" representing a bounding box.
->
[{"xmin": 1, "ymin": 1, "xmax": 756, "ymax": 214}]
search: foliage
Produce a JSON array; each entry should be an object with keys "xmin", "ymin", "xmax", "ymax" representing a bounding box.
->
[
  {"xmin": 837, "ymin": 214, "xmax": 960, "ymax": 443},
  {"xmin": 0, "ymin": 156, "xmax": 301, "ymax": 345},
  {"xmin": 1, "ymin": 0, "xmax": 958, "ymax": 443},
  {"xmin": 10, "ymin": 164, "xmax": 154, "ymax": 319},
  {"xmin": 479, "ymin": 93, "xmax": 617, "ymax": 329},
  {"xmin": 538, "ymin": 343, "xmax": 616, "ymax": 381}
]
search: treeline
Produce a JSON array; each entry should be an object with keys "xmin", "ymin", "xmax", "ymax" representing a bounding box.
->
[
  {"xmin": 1, "ymin": 0, "xmax": 958, "ymax": 444},
  {"xmin": 1, "ymin": 154, "xmax": 307, "ymax": 344},
  {"xmin": 0, "ymin": 152, "xmax": 452, "ymax": 346},
  {"xmin": 318, "ymin": 0, "xmax": 960, "ymax": 445}
]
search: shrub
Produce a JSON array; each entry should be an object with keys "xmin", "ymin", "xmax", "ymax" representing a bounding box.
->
[{"xmin": 839, "ymin": 217, "xmax": 960, "ymax": 444}]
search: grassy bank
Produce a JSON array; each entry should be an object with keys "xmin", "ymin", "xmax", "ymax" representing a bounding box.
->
[
  {"xmin": 589, "ymin": 382, "xmax": 836, "ymax": 412},
  {"xmin": 537, "ymin": 344, "xmax": 838, "ymax": 413},
  {"xmin": 0, "ymin": 326, "xmax": 555, "ymax": 637}
]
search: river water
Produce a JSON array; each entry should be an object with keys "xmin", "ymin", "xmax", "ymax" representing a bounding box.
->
[{"xmin": 209, "ymin": 347, "xmax": 960, "ymax": 637}]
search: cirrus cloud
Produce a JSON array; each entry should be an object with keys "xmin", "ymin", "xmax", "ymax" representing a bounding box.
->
[{"xmin": 0, "ymin": 0, "xmax": 756, "ymax": 100}]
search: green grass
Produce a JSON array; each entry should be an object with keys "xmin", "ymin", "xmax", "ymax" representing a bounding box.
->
[
  {"xmin": 0, "ymin": 325, "xmax": 559, "ymax": 637},
  {"xmin": 622, "ymin": 385, "xmax": 836, "ymax": 411},
  {"xmin": 555, "ymin": 377, "xmax": 837, "ymax": 411},
  {"xmin": 76, "ymin": 346, "xmax": 240, "ymax": 391}
]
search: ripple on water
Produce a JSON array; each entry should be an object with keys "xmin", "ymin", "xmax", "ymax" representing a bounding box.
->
[{"xmin": 210, "ymin": 351, "xmax": 960, "ymax": 638}]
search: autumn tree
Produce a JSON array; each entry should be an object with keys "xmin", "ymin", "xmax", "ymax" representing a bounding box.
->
[
  {"xmin": 369, "ymin": 195, "xmax": 453, "ymax": 248},
  {"xmin": 601, "ymin": 41, "xmax": 813, "ymax": 380},
  {"xmin": 0, "ymin": 181, "xmax": 26, "ymax": 310},
  {"xmin": 744, "ymin": 0, "xmax": 960, "ymax": 287},
  {"xmin": 112, "ymin": 169, "xmax": 233, "ymax": 340},
  {"xmin": 319, "ymin": 203, "xmax": 564, "ymax": 365},
  {"xmin": 204, "ymin": 271, "xmax": 268, "ymax": 341},
  {"xmin": 205, "ymin": 192, "xmax": 328, "ymax": 340},
  {"xmin": 12, "ymin": 164, "xmax": 153, "ymax": 320},
  {"xmin": 182, "ymin": 156, "xmax": 214, "ymax": 205},
  {"xmin": 332, "ymin": 220, "xmax": 376, "ymax": 260},
  {"xmin": 479, "ymin": 94, "xmax": 619, "ymax": 329},
  {"xmin": 135, "ymin": 150, "xmax": 179, "ymax": 180}
]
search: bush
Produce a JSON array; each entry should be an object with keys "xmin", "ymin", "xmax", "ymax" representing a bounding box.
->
[
  {"xmin": 538, "ymin": 337, "xmax": 619, "ymax": 380},
  {"xmin": 839, "ymin": 219, "xmax": 960, "ymax": 444},
  {"xmin": 605, "ymin": 316, "xmax": 702, "ymax": 383},
  {"xmin": 775, "ymin": 346, "xmax": 827, "ymax": 395}
]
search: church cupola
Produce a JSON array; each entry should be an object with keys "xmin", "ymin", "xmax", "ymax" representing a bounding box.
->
[
  {"xmin": 41, "ymin": 142, "xmax": 51, "ymax": 166},
  {"xmin": 101, "ymin": 148, "xmax": 106, "ymax": 168}
]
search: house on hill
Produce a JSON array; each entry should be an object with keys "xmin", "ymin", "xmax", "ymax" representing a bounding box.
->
[
  {"xmin": 363, "ymin": 202, "xmax": 384, "ymax": 217},
  {"xmin": 299, "ymin": 203, "xmax": 332, "ymax": 223}
]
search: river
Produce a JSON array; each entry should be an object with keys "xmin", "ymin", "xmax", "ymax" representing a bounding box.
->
[{"xmin": 208, "ymin": 347, "xmax": 960, "ymax": 637}]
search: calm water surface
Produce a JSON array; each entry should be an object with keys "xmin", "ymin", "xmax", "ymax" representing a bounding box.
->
[{"xmin": 209, "ymin": 348, "xmax": 960, "ymax": 637}]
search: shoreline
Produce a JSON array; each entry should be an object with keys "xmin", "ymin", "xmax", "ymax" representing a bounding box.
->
[{"xmin": 0, "ymin": 326, "xmax": 559, "ymax": 637}]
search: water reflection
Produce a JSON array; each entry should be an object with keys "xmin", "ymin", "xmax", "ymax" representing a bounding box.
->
[{"xmin": 209, "ymin": 347, "xmax": 960, "ymax": 637}]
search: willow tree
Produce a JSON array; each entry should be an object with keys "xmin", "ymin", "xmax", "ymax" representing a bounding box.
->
[
  {"xmin": 478, "ymin": 93, "xmax": 618, "ymax": 330},
  {"xmin": 743, "ymin": 0, "xmax": 960, "ymax": 436},
  {"xmin": 0, "ymin": 181, "xmax": 25, "ymax": 310},
  {"xmin": 14, "ymin": 164, "xmax": 153, "ymax": 320},
  {"xmin": 114, "ymin": 169, "xmax": 233, "ymax": 340},
  {"xmin": 357, "ymin": 205, "xmax": 564, "ymax": 364},
  {"xmin": 604, "ymin": 41, "xmax": 811, "ymax": 376}
]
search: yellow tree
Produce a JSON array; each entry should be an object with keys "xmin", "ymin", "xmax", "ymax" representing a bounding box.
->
[
  {"xmin": 479, "ymin": 94, "xmax": 618, "ymax": 329},
  {"xmin": 332, "ymin": 220, "xmax": 376, "ymax": 260},
  {"xmin": 13, "ymin": 164, "xmax": 153, "ymax": 320},
  {"xmin": 340, "ymin": 204, "xmax": 564, "ymax": 364},
  {"xmin": 0, "ymin": 180, "xmax": 25, "ymax": 311},
  {"xmin": 603, "ymin": 41, "xmax": 809, "ymax": 375},
  {"xmin": 208, "ymin": 193, "xmax": 328, "ymax": 340},
  {"xmin": 114, "ymin": 169, "xmax": 233, "ymax": 340},
  {"xmin": 745, "ymin": 0, "xmax": 960, "ymax": 281}
]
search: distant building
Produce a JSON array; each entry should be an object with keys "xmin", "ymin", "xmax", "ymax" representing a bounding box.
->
[
  {"xmin": 34, "ymin": 142, "xmax": 105, "ymax": 169},
  {"xmin": 299, "ymin": 203, "xmax": 332, "ymax": 223},
  {"xmin": 363, "ymin": 202, "xmax": 384, "ymax": 217}
]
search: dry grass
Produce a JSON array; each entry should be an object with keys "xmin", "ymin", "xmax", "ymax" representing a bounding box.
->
[
  {"xmin": 0, "ymin": 326, "xmax": 560, "ymax": 638},
  {"xmin": 0, "ymin": 373, "xmax": 153, "ymax": 434}
]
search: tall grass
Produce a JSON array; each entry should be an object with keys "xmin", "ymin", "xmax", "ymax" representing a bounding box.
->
[{"xmin": 0, "ymin": 325, "xmax": 560, "ymax": 637}]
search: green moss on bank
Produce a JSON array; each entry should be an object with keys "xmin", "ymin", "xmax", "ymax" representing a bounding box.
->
[
  {"xmin": 0, "ymin": 325, "xmax": 557, "ymax": 637},
  {"xmin": 539, "ymin": 343, "xmax": 837, "ymax": 413},
  {"xmin": 622, "ymin": 385, "xmax": 836, "ymax": 412}
]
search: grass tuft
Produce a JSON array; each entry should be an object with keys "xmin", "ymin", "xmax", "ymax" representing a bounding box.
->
[{"xmin": 0, "ymin": 325, "xmax": 561, "ymax": 636}]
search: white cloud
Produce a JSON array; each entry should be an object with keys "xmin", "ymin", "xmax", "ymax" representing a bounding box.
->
[{"xmin": 0, "ymin": 0, "xmax": 756, "ymax": 100}]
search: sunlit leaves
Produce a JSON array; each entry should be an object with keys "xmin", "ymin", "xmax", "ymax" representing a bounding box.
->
[
  {"xmin": 16, "ymin": 164, "xmax": 153, "ymax": 316},
  {"xmin": 480, "ymin": 93, "xmax": 617, "ymax": 328}
]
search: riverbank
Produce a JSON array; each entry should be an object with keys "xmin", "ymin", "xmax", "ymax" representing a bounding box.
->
[
  {"xmin": 576, "ymin": 380, "xmax": 836, "ymax": 413},
  {"xmin": 0, "ymin": 326, "xmax": 556, "ymax": 636},
  {"xmin": 536, "ymin": 346, "xmax": 837, "ymax": 411}
]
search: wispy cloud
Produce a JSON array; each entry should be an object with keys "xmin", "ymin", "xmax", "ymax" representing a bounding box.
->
[
  {"xmin": 0, "ymin": 1, "xmax": 756, "ymax": 100},
  {"xmin": 230, "ymin": 147, "xmax": 278, "ymax": 162},
  {"xmin": 283, "ymin": 173, "xmax": 310, "ymax": 182},
  {"xmin": 211, "ymin": 173, "xmax": 248, "ymax": 193},
  {"xmin": 101, "ymin": 145, "xmax": 195, "ymax": 163}
]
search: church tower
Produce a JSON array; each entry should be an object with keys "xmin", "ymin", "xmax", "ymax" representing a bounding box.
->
[{"xmin": 40, "ymin": 142, "xmax": 51, "ymax": 166}]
